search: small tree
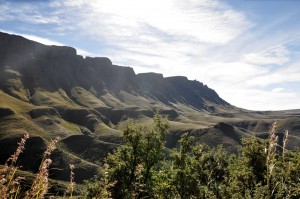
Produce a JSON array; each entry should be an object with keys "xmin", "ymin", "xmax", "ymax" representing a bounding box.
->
[
  {"xmin": 172, "ymin": 134, "xmax": 228, "ymax": 198},
  {"xmin": 172, "ymin": 133, "xmax": 199, "ymax": 198},
  {"xmin": 93, "ymin": 113, "xmax": 169, "ymax": 199}
]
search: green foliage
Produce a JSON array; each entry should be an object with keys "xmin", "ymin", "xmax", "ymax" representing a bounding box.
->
[
  {"xmin": 223, "ymin": 125, "xmax": 300, "ymax": 199},
  {"xmin": 171, "ymin": 134, "xmax": 228, "ymax": 198},
  {"xmin": 85, "ymin": 118, "xmax": 300, "ymax": 199},
  {"xmin": 86, "ymin": 113, "xmax": 169, "ymax": 199},
  {"xmin": 172, "ymin": 133, "xmax": 198, "ymax": 198},
  {"xmin": 224, "ymin": 136, "xmax": 267, "ymax": 198}
]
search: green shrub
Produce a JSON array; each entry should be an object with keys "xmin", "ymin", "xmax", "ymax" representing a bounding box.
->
[{"xmin": 86, "ymin": 119, "xmax": 300, "ymax": 199}]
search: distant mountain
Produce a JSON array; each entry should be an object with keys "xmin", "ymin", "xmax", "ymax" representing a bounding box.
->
[{"xmin": 1, "ymin": 31, "xmax": 300, "ymax": 183}]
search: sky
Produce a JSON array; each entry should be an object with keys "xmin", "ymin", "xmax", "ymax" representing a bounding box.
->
[{"xmin": 0, "ymin": 0, "xmax": 300, "ymax": 111}]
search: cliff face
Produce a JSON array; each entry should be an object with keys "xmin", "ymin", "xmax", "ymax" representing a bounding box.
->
[{"xmin": 0, "ymin": 31, "xmax": 229, "ymax": 112}]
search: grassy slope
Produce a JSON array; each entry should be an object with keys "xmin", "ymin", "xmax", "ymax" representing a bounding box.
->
[
  {"xmin": 0, "ymin": 90, "xmax": 103, "ymax": 184},
  {"xmin": 1, "ymin": 83, "xmax": 300, "ymax": 185}
]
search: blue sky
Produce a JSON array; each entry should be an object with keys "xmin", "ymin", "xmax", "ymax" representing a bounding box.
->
[{"xmin": 1, "ymin": 0, "xmax": 300, "ymax": 111}]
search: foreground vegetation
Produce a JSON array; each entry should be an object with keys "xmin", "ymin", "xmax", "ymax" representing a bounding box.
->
[
  {"xmin": 1, "ymin": 114, "xmax": 300, "ymax": 198},
  {"xmin": 86, "ymin": 115, "xmax": 300, "ymax": 198}
]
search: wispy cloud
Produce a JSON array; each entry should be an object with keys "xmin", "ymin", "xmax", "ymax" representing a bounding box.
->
[
  {"xmin": 56, "ymin": 0, "xmax": 252, "ymax": 44},
  {"xmin": 244, "ymin": 60, "xmax": 300, "ymax": 88},
  {"xmin": 242, "ymin": 45, "xmax": 290, "ymax": 65},
  {"xmin": 0, "ymin": 1, "xmax": 59, "ymax": 24}
]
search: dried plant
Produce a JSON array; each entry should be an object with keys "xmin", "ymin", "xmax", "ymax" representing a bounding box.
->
[
  {"xmin": 67, "ymin": 164, "xmax": 75, "ymax": 199},
  {"xmin": 25, "ymin": 137, "xmax": 59, "ymax": 199},
  {"xmin": 0, "ymin": 132, "xmax": 29, "ymax": 199},
  {"xmin": 96, "ymin": 163, "xmax": 116, "ymax": 199},
  {"xmin": 282, "ymin": 130, "xmax": 289, "ymax": 162},
  {"xmin": 266, "ymin": 122, "xmax": 278, "ymax": 183},
  {"xmin": 280, "ymin": 129, "xmax": 292, "ymax": 197}
]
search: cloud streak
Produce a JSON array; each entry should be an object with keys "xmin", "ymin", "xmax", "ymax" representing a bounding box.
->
[
  {"xmin": 242, "ymin": 45, "xmax": 290, "ymax": 66},
  {"xmin": 57, "ymin": 0, "xmax": 252, "ymax": 44},
  {"xmin": 0, "ymin": 1, "xmax": 59, "ymax": 24}
]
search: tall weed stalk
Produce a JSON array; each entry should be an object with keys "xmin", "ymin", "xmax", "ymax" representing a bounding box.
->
[
  {"xmin": 0, "ymin": 132, "xmax": 29, "ymax": 199},
  {"xmin": 24, "ymin": 137, "xmax": 59, "ymax": 199}
]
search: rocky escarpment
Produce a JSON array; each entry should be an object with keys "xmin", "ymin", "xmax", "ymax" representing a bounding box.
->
[
  {"xmin": 137, "ymin": 73, "xmax": 228, "ymax": 109},
  {"xmin": 0, "ymin": 32, "xmax": 229, "ymax": 113}
]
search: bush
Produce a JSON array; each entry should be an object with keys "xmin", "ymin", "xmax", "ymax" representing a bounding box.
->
[{"xmin": 86, "ymin": 120, "xmax": 300, "ymax": 199}]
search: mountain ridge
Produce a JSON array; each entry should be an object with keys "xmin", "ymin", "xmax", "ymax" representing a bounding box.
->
[
  {"xmin": 0, "ymin": 31, "xmax": 228, "ymax": 113},
  {"xmin": 0, "ymin": 31, "xmax": 299, "ymax": 183}
]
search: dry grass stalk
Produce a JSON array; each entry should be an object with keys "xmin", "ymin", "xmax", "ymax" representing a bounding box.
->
[
  {"xmin": 0, "ymin": 132, "xmax": 29, "ymax": 199},
  {"xmin": 95, "ymin": 163, "xmax": 116, "ymax": 199},
  {"xmin": 267, "ymin": 122, "xmax": 278, "ymax": 167},
  {"xmin": 282, "ymin": 130, "xmax": 289, "ymax": 161},
  {"xmin": 67, "ymin": 164, "xmax": 75, "ymax": 199},
  {"xmin": 281, "ymin": 129, "xmax": 291, "ymax": 195},
  {"xmin": 266, "ymin": 122, "xmax": 278, "ymax": 195},
  {"xmin": 25, "ymin": 137, "xmax": 59, "ymax": 199}
]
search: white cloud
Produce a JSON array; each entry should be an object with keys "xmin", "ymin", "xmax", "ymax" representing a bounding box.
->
[
  {"xmin": 219, "ymin": 87, "xmax": 300, "ymax": 111},
  {"xmin": 21, "ymin": 34, "xmax": 64, "ymax": 46},
  {"xmin": 76, "ymin": 49, "xmax": 99, "ymax": 58},
  {"xmin": 0, "ymin": 2, "xmax": 60, "ymax": 24},
  {"xmin": 54, "ymin": 0, "xmax": 252, "ymax": 45},
  {"xmin": 0, "ymin": 3, "xmax": 14, "ymax": 22},
  {"xmin": 272, "ymin": 88, "xmax": 284, "ymax": 93},
  {"xmin": 242, "ymin": 45, "xmax": 290, "ymax": 65},
  {"xmin": 192, "ymin": 62, "xmax": 269, "ymax": 86},
  {"xmin": 244, "ymin": 61, "xmax": 300, "ymax": 87}
]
